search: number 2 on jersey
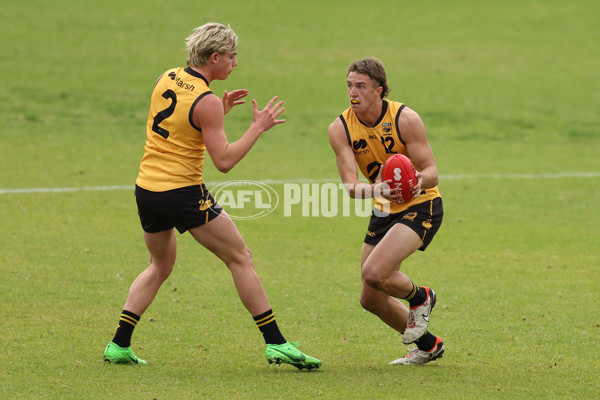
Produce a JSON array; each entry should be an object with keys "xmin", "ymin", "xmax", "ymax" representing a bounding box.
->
[{"xmin": 151, "ymin": 89, "xmax": 177, "ymax": 139}]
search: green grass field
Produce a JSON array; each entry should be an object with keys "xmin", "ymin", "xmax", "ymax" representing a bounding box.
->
[{"xmin": 1, "ymin": 0, "xmax": 599, "ymax": 398}]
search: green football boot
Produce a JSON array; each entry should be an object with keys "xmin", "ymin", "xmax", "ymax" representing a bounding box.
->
[
  {"xmin": 103, "ymin": 342, "xmax": 147, "ymax": 365},
  {"xmin": 265, "ymin": 342, "xmax": 321, "ymax": 370}
]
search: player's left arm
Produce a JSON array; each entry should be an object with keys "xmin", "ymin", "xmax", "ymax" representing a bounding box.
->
[{"xmin": 399, "ymin": 107, "xmax": 439, "ymax": 191}]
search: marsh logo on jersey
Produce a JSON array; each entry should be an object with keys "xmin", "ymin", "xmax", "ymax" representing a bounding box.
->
[
  {"xmin": 211, "ymin": 181, "xmax": 278, "ymax": 220},
  {"xmin": 167, "ymin": 71, "xmax": 195, "ymax": 91},
  {"xmin": 352, "ymin": 139, "xmax": 370, "ymax": 155},
  {"xmin": 352, "ymin": 139, "xmax": 367, "ymax": 150}
]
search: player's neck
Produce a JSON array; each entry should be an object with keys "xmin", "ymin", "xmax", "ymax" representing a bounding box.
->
[
  {"xmin": 356, "ymin": 100, "xmax": 383, "ymax": 127},
  {"xmin": 190, "ymin": 65, "xmax": 214, "ymax": 84}
]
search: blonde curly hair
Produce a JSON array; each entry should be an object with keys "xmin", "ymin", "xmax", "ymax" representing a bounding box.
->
[{"xmin": 186, "ymin": 22, "xmax": 237, "ymax": 67}]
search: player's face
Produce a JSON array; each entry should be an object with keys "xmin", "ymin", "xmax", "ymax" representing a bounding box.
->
[
  {"xmin": 214, "ymin": 51, "xmax": 238, "ymax": 80},
  {"xmin": 347, "ymin": 72, "xmax": 381, "ymax": 112}
]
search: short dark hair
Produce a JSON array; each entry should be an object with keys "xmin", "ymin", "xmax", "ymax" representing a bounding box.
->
[{"xmin": 347, "ymin": 57, "xmax": 390, "ymax": 98}]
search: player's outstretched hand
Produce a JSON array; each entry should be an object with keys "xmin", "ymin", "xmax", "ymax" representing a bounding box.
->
[
  {"xmin": 222, "ymin": 89, "xmax": 248, "ymax": 115},
  {"xmin": 252, "ymin": 96, "xmax": 286, "ymax": 133}
]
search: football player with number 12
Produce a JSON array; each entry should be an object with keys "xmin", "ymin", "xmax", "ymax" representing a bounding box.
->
[{"xmin": 328, "ymin": 57, "xmax": 446, "ymax": 365}]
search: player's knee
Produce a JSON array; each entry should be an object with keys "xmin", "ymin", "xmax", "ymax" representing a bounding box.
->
[
  {"xmin": 227, "ymin": 246, "xmax": 254, "ymax": 270},
  {"xmin": 362, "ymin": 268, "xmax": 386, "ymax": 291},
  {"xmin": 244, "ymin": 247, "xmax": 253, "ymax": 262},
  {"xmin": 360, "ymin": 295, "xmax": 383, "ymax": 314},
  {"xmin": 240, "ymin": 246, "xmax": 253, "ymax": 265},
  {"xmin": 359, "ymin": 295, "xmax": 372, "ymax": 312},
  {"xmin": 149, "ymin": 260, "xmax": 175, "ymax": 281}
]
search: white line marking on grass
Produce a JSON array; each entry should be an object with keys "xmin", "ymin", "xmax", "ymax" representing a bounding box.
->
[
  {"xmin": 1, "ymin": 172, "xmax": 599, "ymax": 195},
  {"xmin": 441, "ymin": 172, "xmax": 600, "ymax": 180},
  {"xmin": 0, "ymin": 185, "xmax": 134, "ymax": 194}
]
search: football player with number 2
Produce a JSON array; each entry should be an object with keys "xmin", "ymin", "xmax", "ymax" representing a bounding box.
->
[{"xmin": 103, "ymin": 22, "xmax": 321, "ymax": 370}]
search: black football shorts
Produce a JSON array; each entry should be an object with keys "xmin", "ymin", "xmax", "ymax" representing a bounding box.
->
[
  {"xmin": 364, "ymin": 197, "xmax": 443, "ymax": 251},
  {"xmin": 135, "ymin": 184, "xmax": 222, "ymax": 234}
]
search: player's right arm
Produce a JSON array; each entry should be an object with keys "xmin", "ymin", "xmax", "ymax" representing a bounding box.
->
[
  {"xmin": 195, "ymin": 95, "xmax": 286, "ymax": 173},
  {"xmin": 328, "ymin": 118, "xmax": 398, "ymax": 200}
]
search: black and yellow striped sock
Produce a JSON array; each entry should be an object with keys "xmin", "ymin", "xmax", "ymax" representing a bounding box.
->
[
  {"xmin": 112, "ymin": 310, "xmax": 140, "ymax": 348},
  {"xmin": 403, "ymin": 282, "xmax": 427, "ymax": 307},
  {"xmin": 253, "ymin": 309, "xmax": 286, "ymax": 345}
]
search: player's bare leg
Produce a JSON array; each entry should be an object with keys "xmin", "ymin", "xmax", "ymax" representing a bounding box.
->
[
  {"xmin": 104, "ymin": 228, "xmax": 177, "ymax": 365},
  {"xmin": 189, "ymin": 212, "xmax": 321, "ymax": 370},
  {"xmin": 360, "ymin": 282, "xmax": 409, "ymax": 333},
  {"xmin": 360, "ymin": 243, "xmax": 409, "ymax": 332},
  {"xmin": 362, "ymin": 224, "xmax": 436, "ymax": 345},
  {"xmin": 360, "ymin": 223, "xmax": 422, "ymax": 299},
  {"xmin": 124, "ymin": 229, "xmax": 178, "ymax": 315},
  {"xmin": 189, "ymin": 212, "xmax": 270, "ymax": 316}
]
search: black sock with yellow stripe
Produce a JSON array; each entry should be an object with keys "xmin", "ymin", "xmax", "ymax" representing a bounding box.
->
[
  {"xmin": 403, "ymin": 282, "xmax": 427, "ymax": 308},
  {"xmin": 112, "ymin": 310, "xmax": 140, "ymax": 348},
  {"xmin": 253, "ymin": 309, "xmax": 286, "ymax": 345}
]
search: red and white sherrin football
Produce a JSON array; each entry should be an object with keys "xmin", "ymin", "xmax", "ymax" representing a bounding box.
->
[{"xmin": 382, "ymin": 154, "xmax": 418, "ymax": 203}]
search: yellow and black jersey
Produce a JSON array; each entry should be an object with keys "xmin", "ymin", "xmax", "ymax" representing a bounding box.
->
[
  {"xmin": 339, "ymin": 100, "xmax": 441, "ymax": 214},
  {"xmin": 136, "ymin": 67, "xmax": 212, "ymax": 192}
]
